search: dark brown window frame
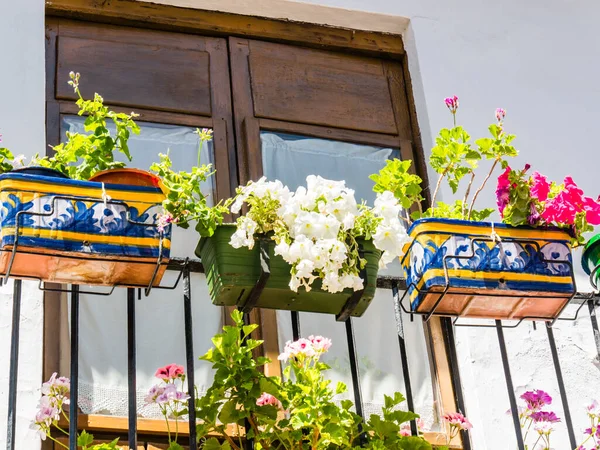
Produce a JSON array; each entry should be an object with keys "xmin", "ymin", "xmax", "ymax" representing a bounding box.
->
[{"xmin": 43, "ymin": 2, "xmax": 461, "ymax": 448}]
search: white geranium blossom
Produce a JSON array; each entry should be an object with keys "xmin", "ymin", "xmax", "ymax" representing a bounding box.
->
[{"xmin": 229, "ymin": 175, "xmax": 409, "ymax": 293}]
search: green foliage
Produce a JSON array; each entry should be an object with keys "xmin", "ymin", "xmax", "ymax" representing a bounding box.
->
[
  {"xmin": 195, "ymin": 311, "xmax": 431, "ymax": 450},
  {"xmin": 370, "ymin": 159, "xmax": 424, "ymax": 210},
  {"xmin": 34, "ymin": 72, "xmax": 140, "ymax": 180},
  {"xmin": 77, "ymin": 431, "xmax": 119, "ymax": 449},
  {"xmin": 415, "ymin": 200, "xmax": 494, "ymax": 222},
  {"xmin": 357, "ymin": 392, "xmax": 430, "ymax": 450},
  {"xmin": 429, "ymin": 126, "xmax": 480, "ymax": 194},
  {"xmin": 370, "ymin": 105, "xmax": 519, "ymax": 223},
  {"xmin": 500, "ymin": 166, "xmax": 532, "ymax": 227},
  {"xmin": 0, "ymin": 146, "xmax": 14, "ymax": 174},
  {"xmin": 150, "ymin": 128, "xmax": 229, "ymax": 237}
]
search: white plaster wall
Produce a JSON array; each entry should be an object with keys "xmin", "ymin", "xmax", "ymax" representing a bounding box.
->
[{"xmin": 0, "ymin": 0, "xmax": 46, "ymax": 448}]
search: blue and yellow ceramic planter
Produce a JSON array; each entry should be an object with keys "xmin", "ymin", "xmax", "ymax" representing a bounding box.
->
[
  {"xmin": 401, "ymin": 218, "xmax": 575, "ymax": 320},
  {"xmin": 0, "ymin": 172, "xmax": 171, "ymax": 287}
]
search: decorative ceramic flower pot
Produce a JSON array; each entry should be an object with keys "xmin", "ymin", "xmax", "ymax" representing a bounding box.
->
[
  {"xmin": 582, "ymin": 234, "xmax": 600, "ymax": 289},
  {"xmin": 196, "ymin": 224, "xmax": 382, "ymax": 317},
  {"xmin": 401, "ymin": 218, "xmax": 575, "ymax": 320},
  {"xmin": 0, "ymin": 171, "xmax": 171, "ymax": 287}
]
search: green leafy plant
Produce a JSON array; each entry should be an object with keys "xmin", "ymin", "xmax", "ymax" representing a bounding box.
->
[
  {"xmin": 33, "ymin": 72, "xmax": 140, "ymax": 180},
  {"xmin": 370, "ymin": 98, "xmax": 518, "ymax": 224},
  {"xmin": 150, "ymin": 128, "xmax": 229, "ymax": 237},
  {"xmin": 189, "ymin": 311, "xmax": 431, "ymax": 450}
]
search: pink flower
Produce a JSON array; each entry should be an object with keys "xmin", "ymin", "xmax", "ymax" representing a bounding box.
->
[
  {"xmin": 144, "ymin": 384, "xmax": 165, "ymax": 404},
  {"xmin": 531, "ymin": 172, "xmax": 551, "ymax": 202},
  {"xmin": 157, "ymin": 212, "xmax": 175, "ymax": 233},
  {"xmin": 308, "ymin": 335, "xmax": 332, "ymax": 353},
  {"xmin": 587, "ymin": 400, "xmax": 600, "ymax": 417},
  {"xmin": 155, "ymin": 364, "xmax": 185, "ymax": 381},
  {"xmin": 583, "ymin": 197, "xmax": 600, "ymax": 225},
  {"xmin": 495, "ymin": 108, "xmax": 506, "ymax": 122},
  {"xmin": 496, "ymin": 166, "xmax": 512, "ymax": 217},
  {"xmin": 256, "ymin": 392, "xmax": 282, "ymax": 410},
  {"xmin": 530, "ymin": 411, "xmax": 561, "ymax": 423},
  {"xmin": 278, "ymin": 338, "xmax": 316, "ymax": 361},
  {"xmin": 400, "ymin": 419, "xmax": 426, "ymax": 436},
  {"xmin": 444, "ymin": 95, "xmax": 459, "ymax": 114},
  {"xmin": 520, "ymin": 390, "xmax": 552, "ymax": 411},
  {"xmin": 541, "ymin": 176, "xmax": 587, "ymax": 226},
  {"xmin": 443, "ymin": 412, "xmax": 472, "ymax": 430}
]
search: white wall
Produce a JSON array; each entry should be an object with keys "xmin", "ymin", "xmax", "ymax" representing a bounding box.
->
[{"xmin": 0, "ymin": 0, "xmax": 46, "ymax": 448}]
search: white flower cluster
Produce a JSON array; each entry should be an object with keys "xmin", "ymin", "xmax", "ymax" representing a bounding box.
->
[{"xmin": 229, "ymin": 175, "xmax": 409, "ymax": 293}]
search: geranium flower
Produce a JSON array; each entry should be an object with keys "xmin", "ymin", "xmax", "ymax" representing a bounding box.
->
[
  {"xmin": 520, "ymin": 390, "xmax": 552, "ymax": 411},
  {"xmin": 530, "ymin": 411, "xmax": 561, "ymax": 423},
  {"xmin": 444, "ymin": 95, "xmax": 459, "ymax": 114},
  {"xmin": 531, "ymin": 171, "xmax": 551, "ymax": 202},
  {"xmin": 256, "ymin": 392, "xmax": 282, "ymax": 410},
  {"xmin": 496, "ymin": 166, "xmax": 512, "ymax": 217},
  {"xmin": 495, "ymin": 108, "xmax": 506, "ymax": 122},
  {"xmin": 154, "ymin": 363, "xmax": 185, "ymax": 381},
  {"xmin": 443, "ymin": 412, "xmax": 472, "ymax": 430}
]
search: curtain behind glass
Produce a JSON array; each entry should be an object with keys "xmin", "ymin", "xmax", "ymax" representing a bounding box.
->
[
  {"xmin": 261, "ymin": 132, "xmax": 437, "ymax": 428},
  {"xmin": 61, "ymin": 117, "xmax": 222, "ymax": 418}
]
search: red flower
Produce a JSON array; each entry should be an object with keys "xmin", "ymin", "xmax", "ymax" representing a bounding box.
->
[
  {"xmin": 155, "ymin": 363, "xmax": 185, "ymax": 381},
  {"xmin": 496, "ymin": 166, "xmax": 512, "ymax": 217}
]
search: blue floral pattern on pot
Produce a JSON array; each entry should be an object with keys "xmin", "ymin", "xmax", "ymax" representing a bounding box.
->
[
  {"xmin": 401, "ymin": 218, "xmax": 575, "ymax": 311},
  {"xmin": 0, "ymin": 173, "xmax": 171, "ymax": 259}
]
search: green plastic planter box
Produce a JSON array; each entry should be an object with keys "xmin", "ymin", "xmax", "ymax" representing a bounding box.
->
[{"xmin": 195, "ymin": 224, "xmax": 382, "ymax": 317}]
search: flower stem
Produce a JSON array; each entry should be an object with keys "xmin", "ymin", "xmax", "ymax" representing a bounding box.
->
[
  {"xmin": 47, "ymin": 433, "xmax": 69, "ymax": 449},
  {"xmin": 462, "ymin": 171, "xmax": 476, "ymax": 219},
  {"xmin": 431, "ymin": 166, "xmax": 451, "ymax": 217},
  {"xmin": 468, "ymin": 158, "xmax": 499, "ymax": 220}
]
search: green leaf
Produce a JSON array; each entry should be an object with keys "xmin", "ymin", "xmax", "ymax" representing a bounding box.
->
[
  {"xmin": 77, "ymin": 430, "xmax": 94, "ymax": 447},
  {"xmin": 218, "ymin": 399, "xmax": 239, "ymax": 424}
]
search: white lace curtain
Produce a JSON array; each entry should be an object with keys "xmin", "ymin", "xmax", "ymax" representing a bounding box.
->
[{"xmin": 58, "ymin": 121, "xmax": 438, "ymax": 429}]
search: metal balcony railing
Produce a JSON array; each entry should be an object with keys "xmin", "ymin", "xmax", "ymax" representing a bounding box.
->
[{"xmin": 4, "ymin": 254, "xmax": 600, "ymax": 450}]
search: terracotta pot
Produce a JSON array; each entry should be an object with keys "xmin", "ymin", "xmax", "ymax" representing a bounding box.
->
[
  {"xmin": 89, "ymin": 168, "xmax": 165, "ymax": 192},
  {"xmin": 196, "ymin": 224, "xmax": 382, "ymax": 318},
  {"xmin": 401, "ymin": 218, "xmax": 575, "ymax": 321},
  {"xmin": 0, "ymin": 171, "xmax": 171, "ymax": 287}
]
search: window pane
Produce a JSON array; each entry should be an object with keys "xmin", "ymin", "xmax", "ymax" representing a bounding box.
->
[
  {"xmin": 261, "ymin": 131, "xmax": 439, "ymax": 430},
  {"xmin": 61, "ymin": 117, "xmax": 221, "ymax": 418}
]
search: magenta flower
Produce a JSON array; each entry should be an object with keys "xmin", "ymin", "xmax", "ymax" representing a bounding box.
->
[
  {"xmin": 530, "ymin": 411, "xmax": 561, "ymax": 423},
  {"xmin": 496, "ymin": 166, "xmax": 512, "ymax": 217},
  {"xmin": 531, "ymin": 172, "xmax": 551, "ymax": 202},
  {"xmin": 256, "ymin": 392, "xmax": 282, "ymax": 410},
  {"xmin": 444, "ymin": 95, "xmax": 459, "ymax": 114},
  {"xmin": 520, "ymin": 390, "xmax": 552, "ymax": 411},
  {"xmin": 278, "ymin": 338, "xmax": 317, "ymax": 361},
  {"xmin": 587, "ymin": 400, "xmax": 600, "ymax": 417},
  {"xmin": 157, "ymin": 212, "xmax": 175, "ymax": 233},
  {"xmin": 495, "ymin": 108, "xmax": 506, "ymax": 122}
]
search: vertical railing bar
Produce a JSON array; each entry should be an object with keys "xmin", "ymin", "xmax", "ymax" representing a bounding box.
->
[
  {"xmin": 441, "ymin": 318, "xmax": 472, "ymax": 450},
  {"xmin": 291, "ymin": 311, "xmax": 301, "ymax": 341},
  {"xmin": 392, "ymin": 282, "xmax": 418, "ymax": 436},
  {"xmin": 69, "ymin": 285, "xmax": 80, "ymax": 450},
  {"xmin": 588, "ymin": 299, "xmax": 600, "ymax": 361},
  {"xmin": 183, "ymin": 262, "xmax": 198, "ymax": 450},
  {"xmin": 345, "ymin": 317, "xmax": 365, "ymax": 443},
  {"xmin": 127, "ymin": 288, "xmax": 138, "ymax": 449},
  {"xmin": 241, "ymin": 311, "xmax": 255, "ymax": 450},
  {"xmin": 546, "ymin": 324, "xmax": 577, "ymax": 448},
  {"xmin": 6, "ymin": 279, "xmax": 22, "ymax": 450},
  {"xmin": 495, "ymin": 320, "xmax": 525, "ymax": 450}
]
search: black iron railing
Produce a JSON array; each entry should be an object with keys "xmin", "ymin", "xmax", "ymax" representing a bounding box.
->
[{"xmin": 4, "ymin": 254, "xmax": 600, "ymax": 450}]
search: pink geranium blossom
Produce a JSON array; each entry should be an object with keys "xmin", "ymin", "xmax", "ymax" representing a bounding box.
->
[
  {"xmin": 443, "ymin": 412, "xmax": 472, "ymax": 430},
  {"xmin": 495, "ymin": 108, "xmax": 506, "ymax": 122},
  {"xmin": 308, "ymin": 335, "xmax": 332, "ymax": 353},
  {"xmin": 155, "ymin": 363, "xmax": 185, "ymax": 381},
  {"xmin": 531, "ymin": 171, "xmax": 550, "ymax": 202},
  {"xmin": 530, "ymin": 411, "xmax": 561, "ymax": 423},
  {"xmin": 520, "ymin": 390, "xmax": 552, "ymax": 411},
  {"xmin": 496, "ymin": 166, "xmax": 512, "ymax": 217},
  {"xmin": 256, "ymin": 392, "xmax": 283, "ymax": 410},
  {"xmin": 444, "ymin": 95, "xmax": 459, "ymax": 114}
]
